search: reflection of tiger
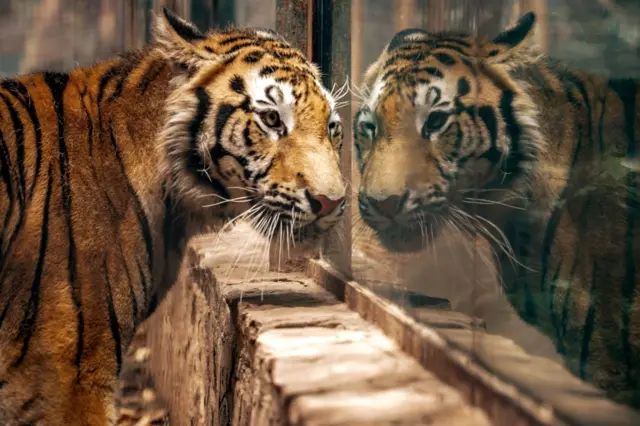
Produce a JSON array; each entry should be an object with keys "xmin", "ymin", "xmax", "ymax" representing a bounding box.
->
[
  {"xmin": 354, "ymin": 11, "xmax": 640, "ymax": 407},
  {"xmin": 0, "ymin": 8, "xmax": 345, "ymax": 425}
]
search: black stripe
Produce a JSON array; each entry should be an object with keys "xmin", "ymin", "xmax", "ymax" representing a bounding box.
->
[
  {"xmin": 541, "ymin": 121, "xmax": 583, "ymax": 351},
  {"xmin": 259, "ymin": 65, "xmax": 277, "ymax": 77},
  {"xmin": 549, "ymin": 260, "xmax": 565, "ymax": 353},
  {"xmin": 108, "ymin": 125, "xmax": 154, "ymax": 295},
  {"xmin": 498, "ymin": 90, "xmax": 526, "ymax": 179},
  {"xmin": 214, "ymin": 103, "xmax": 238, "ymax": 144},
  {"xmin": 609, "ymin": 78, "xmax": 638, "ymax": 388},
  {"xmin": 224, "ymin": 41, "xmax": 258, "ymax": 55},
  {"xmin": 13, "ymin": 165, "xmax": 53, "ymax": 367},
  {"xmin": 387, "ymin": 51, "xmax": 428, "ymax": 66},
  {"xmin": 457, "ymin": 77, "xmax": 470, "ymax": 97},
  {"xmin": 252, "ymin": 160, "xmax": 273, "ymax": 183},
  {"xmin": 79, "ymin": 85, "xmax": 95, "ymax": 166},
  {"xmin": 0, "ymin": 93, "xmax": 27, "ymax": 264},
  {"xmin": 137, "ymin": 59, "xmax": 166, "ymax": 94},
  {"xmin": 579, "ymin": 261, "xmax": 598, "ymax": 379},
  {"xmin": 0, "ymin": 92, "xmax": 25, "ymax": 202},
  {"xmin": 43, "ymin": 72, "xmax": 85, "ymax": 376},
  {"xmin": 121, "ymin": 244, "xmax": 138, "ymax": 324},
  {"xmin": 103, "ymin": 259, "xmax": 122, "ymax": 373},
  {"xmin": 205, "ymin": 102, "xmax": 241, "ymax": 200},
  {"xmin": 220, "ymin": 35, "xmax": 252, "ymax": 46},
  {"xmin": 186, "ymin": 87, "xmax": 214, "ymax": 188},
  {"xmin": 478, "ymin": 106, "xmax": 498, "ymax": 149},
  {"xmin": 0, "ymin": 127, "xmax": 14, "ymax": 259},
  {"xmin": 243, "ymin": 50, "xmax": 265, "ymax": 63},
  {"xmin": 20, "ymin": 395, "xmax": 38, "ymax": 412},
  {"xmin": 434, "ymin": 53, "xmax": 456, "ymax": 66},
  {"xmin": 435, "ymin": 37, "xmax": 471, "ymax": 47},
  {"xmin": 230, "ymin": 75, "xmax": 245, "ymax": 94},
  {"xmin": 394, "ymin": 40, "xmax": 469, "ymax": 56},
  {"xmin": 0, "ymin": 80, "xmax": 42, "ymax": 201},
  {"xmin": 108, "ymin": 56, "xmax": 143, "ymax": 103},
  {"xmin": 559, "ymin": 71, "xmax": 593, "ymax": 150},
  {"xmin": 95, "ymin": 66, "xmax": 119, "ymax": 155},
  {"xmin": 136, "ymin": 257, "xmax": 149, "ymax": 315}
]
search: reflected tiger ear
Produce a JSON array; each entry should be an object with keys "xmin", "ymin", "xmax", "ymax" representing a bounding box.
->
[
  {"xmin": 363, "ymin": 28, "xmax": 430, "ymax": 89},
  {"xmin": 153, "ymin": 8, "xmax": 217, "ymax": 73},
  {"xmin": 387, "ymin": 28, "xmax": 429, "ymax": 52},
  {"xmin": 486, "ymin": 12, "xmax": 536, "ymax": 64}
]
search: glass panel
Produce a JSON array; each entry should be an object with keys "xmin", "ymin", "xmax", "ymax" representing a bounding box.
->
[
  {"xmin": 3, "ymin": 0, "xmax": 640, "ymax": 419},
  {"xmin": 317, "ymin": 0, "xmax": 353, "ymax": 276},
  {"xmin": 351, "ymin": 0, "xmax": 640, "ymax": 416}
]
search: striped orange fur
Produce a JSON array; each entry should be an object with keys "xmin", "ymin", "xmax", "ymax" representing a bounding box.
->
[{"xmin": 0, "ymin": 8, "xmax": 345, "ymax": 425}]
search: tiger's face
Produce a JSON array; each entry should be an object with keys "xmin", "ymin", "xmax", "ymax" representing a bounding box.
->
[
  {"xmin": 156, "ymin": 10, "xmax": 346, "ymax": 242},
  {"xmin": 355, "ymin": 13, "xmax": 540, "ymax": 252}
]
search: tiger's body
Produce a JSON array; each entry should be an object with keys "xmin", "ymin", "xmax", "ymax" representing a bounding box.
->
[
  {"xmin": 0, "ymin": 9, "xmax": 345, "ymax": 425},
  {"xmin": 354, "ymin": 12, "xmax": 640, "ymax": 406}
]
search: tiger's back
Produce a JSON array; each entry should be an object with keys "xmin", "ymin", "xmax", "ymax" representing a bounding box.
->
[
  {"xmin": 504, "ymin": 59, "xmax": 640, "ymax": 404},
  {"xmin": 0, "ymin": 49, "xmax": 172, "ymax": 424}
]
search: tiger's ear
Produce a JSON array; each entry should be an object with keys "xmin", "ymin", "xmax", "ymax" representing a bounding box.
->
[
  {"xmin": 363, "ymin": 28, "xmax": 429, "ymax": 88},
  {"xmin": 486, "ymin": 12, "xmax": 536, "ymax": 64},
  {"xmin": 154, "ymin": 8, "xmax": 217, "ymax": 72},
  {"xmin": 387, "ymin": 28, "xmax": 429, "ymax": 52}
]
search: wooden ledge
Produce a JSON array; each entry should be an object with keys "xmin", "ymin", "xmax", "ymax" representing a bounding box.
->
[
  {"xmin": 121, "ymin": 225, "xmax": 640, "ymax": 425},
  {"xmin": 129, "ymin": 236, "xmax": 491, "ymax": 425},
  {"xmin": 306, "ymin": 259, "xmax": 640, "ymax": 426}
]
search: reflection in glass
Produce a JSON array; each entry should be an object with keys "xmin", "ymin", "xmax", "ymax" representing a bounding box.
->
[{"xmin": 351, "ymin": 0, "xmax": 640, "ymax": 409}]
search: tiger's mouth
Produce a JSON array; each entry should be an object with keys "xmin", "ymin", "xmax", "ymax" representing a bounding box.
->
[
  {"xmin": 363, "ymin": 208, "xmax": 445, "ymax": 253},
  {"xmin": 374, "ymin": 223, "xmax": 431, "ymax": 253},
  {"xmin": 250, "ymin": 206, "xmax": 344, "ymax": 245}
]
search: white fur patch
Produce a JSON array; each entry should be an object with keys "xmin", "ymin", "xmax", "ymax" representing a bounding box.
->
[
  {"xmin": 366, "ymin": 77, "xmax": 386, "ymax": 110},
  {"xmin": 255, "ymin": 29, "xmax": 278, "ymax": 40},
  {"xmin": 247, "ymin": 71, "xmax": 296, "ymax": 138}
]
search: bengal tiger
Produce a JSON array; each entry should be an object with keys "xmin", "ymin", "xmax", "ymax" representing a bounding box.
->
[
  {"xmin": 0, "ymin": 8, "xmax": 346, "ymax": 425},
  {"xmin": 353, "ymin": 11, "xmax": 640, "ymax": 407}
]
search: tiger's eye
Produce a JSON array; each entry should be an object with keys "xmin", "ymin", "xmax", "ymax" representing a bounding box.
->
[
  {"xmin": 359, "ymin": 121, "xmax": 377, "ymax": 140},
  {"xmin": 261, "ymin": 110, "xmax": 281, "ymax": 128},
  {"xmin": 422, "ymin": 111, "xmax": 450, "ymax": 137},
  {"xmin": 329, "ymin": 121, "xmax": 342, "ymax": 136}
]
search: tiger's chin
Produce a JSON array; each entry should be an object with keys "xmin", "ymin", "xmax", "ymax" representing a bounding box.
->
[
  {"xmin": 253, "ymin": 213, "xmax": 342, "ymax": 250},
  {"xmin": 374, "ymin": 225, "xmax": 430, "ymax": 253}
]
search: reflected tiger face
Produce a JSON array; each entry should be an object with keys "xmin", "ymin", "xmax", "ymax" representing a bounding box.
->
[{"xmin": 354, "ymin": 13, "xmax": 541, "ymax": 252}]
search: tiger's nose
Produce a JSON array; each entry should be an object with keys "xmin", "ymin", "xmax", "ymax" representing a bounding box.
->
[
  {"xmin": 361, "ymin": 192, "xmax": 408, "ymax": 218},
  {"xmin": 306, "ymin": 191, "xmax": 345, "ymax": 217}
]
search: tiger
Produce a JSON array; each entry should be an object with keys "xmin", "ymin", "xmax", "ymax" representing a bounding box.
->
[
  {"xmin": 0, "ymin": 8, "xmax": 346, "ymax": 425},
  {"xmin": 353, "ymin": 11, "xmax": 640, "ymax": 408}
]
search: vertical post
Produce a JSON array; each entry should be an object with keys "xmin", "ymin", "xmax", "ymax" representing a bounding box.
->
[
  {"xmin": 275, "ymin": 0, "xmax": 312, "ymax": 57},
  {"xmin": 395, "ymin": 0, "xmax": 417, "ymax": 31},
  {"xmin": 270, "ymin": 0, "xmax": 315, "ymax": 272},
  {"xmin": 321, "ymin": 0, "xmax": 352, "ymax": 277},
  {"xmin": 271, "ymin": 0, "xmax": 351, "ymax": 276}
]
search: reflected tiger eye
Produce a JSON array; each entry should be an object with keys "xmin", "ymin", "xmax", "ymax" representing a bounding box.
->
[{"xmin": 261, "ymin": 110, "xmax": 281, "ymax": 128}]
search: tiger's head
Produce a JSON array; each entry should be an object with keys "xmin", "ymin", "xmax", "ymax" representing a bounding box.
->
[
  {"xmin": 155, "ymin": 9, "xmax": 346, "ymax": 243},
  {"xmin": 354, "ymin": 12, "xmax": 543, "ymax": 252}
]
